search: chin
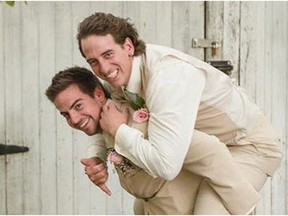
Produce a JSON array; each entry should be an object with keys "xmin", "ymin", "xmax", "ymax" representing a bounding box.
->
[
  {"xmin": 110, "ymin": 78, "xmax": 124, "ymax": 88},
  {"xmin": 84, "ymin": 130, "xmax": 97, "ymax": 136}
]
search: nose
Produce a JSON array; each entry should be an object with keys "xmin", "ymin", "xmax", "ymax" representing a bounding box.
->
[
  {"xmin": 69, "ymin": 112, "xmax": 81, "ymax": 127},
  {"xmin": 98, "ymin": 60, "xmax": 110, "ymax": 75}
]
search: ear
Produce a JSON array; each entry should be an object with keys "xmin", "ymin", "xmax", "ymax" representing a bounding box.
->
[
  {"xmin": 124, "ymin": 37, "xmax": 135, "ymax": 55},
  {"xmin": 93, "ymin": 86, "xmax": 106, "ymax": 105}
]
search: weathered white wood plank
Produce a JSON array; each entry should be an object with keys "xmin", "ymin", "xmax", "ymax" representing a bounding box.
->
[
  {"xmin": 38, "ymin": 2, "xmax": 57, "ymax": 214},
  {"xmin": 0, "ymin": 3, "xmax": 7, "ymax": 215},
  {"xmin": 206, "ymin": 1, "xmax": 224, "ymax": 61},
  {"xmin": 240, "ymin": 2, "xmax": 287, "ymax": 214},
  {"xmin": 21, "ymin": 2, "xmax": 41, "ymax": 214},
  {"xmin": 239, "ymin": 2, "xmax": 258, "ymax": 102},
  {"xmin": 240, "ymin": 2, "xmax": 270, "ymax": 214},
  {"xmin": 4, "ymin": 4, "xmax": 24, "ymax": 214},
  {"xmin": 138, "ymin": 2, "xmax": 157, "ymax": 44},
  {"xmin": 173, "ymin": 1, "xmax": 204, "ymax": 59},
  {"xmin": 155, "ymin": 2, "xmax": 172, "ymax": 47},
  {"xmin": 268, "ymin": 2, "xmax": 287, "ymax": 214},
  {"xmin": 223, "ymin": 1, "xmax": 240, "ymax": 81},
  {"xmin": 122, "ymin": 1, "xmax": 141, "ymax": 37},
  {"xmin": 54, "ymin": 2, "xmax": 74, "ymax": 214}
]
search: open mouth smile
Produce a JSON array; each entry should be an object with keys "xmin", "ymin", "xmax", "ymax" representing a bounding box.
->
[
  {"xmin": 106, "ymin": 69, "xmax": 118, "ymax": 79},
  {"xmin": 79, "ymin": 118, "xmax": 90, "ymax": 129}
]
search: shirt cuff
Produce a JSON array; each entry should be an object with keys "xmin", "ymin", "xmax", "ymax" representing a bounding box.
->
[{"xmin": 86, "ymin": 135, "xmax": 107, "ymax": 161}]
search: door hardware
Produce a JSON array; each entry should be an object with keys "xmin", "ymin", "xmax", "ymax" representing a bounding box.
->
[{"xmin": 0, "ymin": 144, "xmax": 29, "ymax": 155}]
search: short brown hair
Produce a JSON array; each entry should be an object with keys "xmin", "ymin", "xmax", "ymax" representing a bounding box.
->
[
  {"xmin": 45, "ymin": 66, "xmax": 110, "ymax": 102},
  {"xmin": 77, "ymin": 12, "xmax": 146, "ymax": 58}
]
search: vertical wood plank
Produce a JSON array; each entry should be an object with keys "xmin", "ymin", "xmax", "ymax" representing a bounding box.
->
[
  {"xmin": 223, "ymin": 1, "xmax": 240, "ymax": 81},
  {"xmin": 21, "ymin": 2, "xmax": 41, "ymax": 214},
  {"xmin": 239, "ymin": 2, "xmax": 287, "ymax": 214},
  {"xmin": 0, "ymin": 3, "xmax": 7, "ymax": 214},
  {"xmin": 268, "ymin": 2, "xmax": 287, "ymax": 214},
  {"xmin": 54, "ymin": 2, "xmax": 74, "ymax": 214},
  {"xmin": 240, "ymin": 2, "xmax": 271, "ymax": 214},
  {"xmin": 155, "ymin": 2, "xmax": 172, "ymax": 47},
  {"xmin": 106, "ymin": 1, "xmax": 123, "ymax": 17},
  {"xmin": 139, "ymin": 1, "xmax": 157, "ymax": 44},
  {"xmin": 122, "ymin": 1, "xmax": 140, "ymax": 38},
  {"xmin": 4, "ymin": 4, "xmax": 23, "ymax": 214},
  {"xmin": 173, "ymin": 1, "xmax": 205, "ymax": 58},
  {"xmin": 239, "ymin": 2, "xmax": 258, "ymax": 101},
  {"xmin": 206, "ymin": 1, "xmax": 224, "ymax": 61},
  {"xmin": 38, "ymin": 2, "xmax": 57, "ymax": 214}
]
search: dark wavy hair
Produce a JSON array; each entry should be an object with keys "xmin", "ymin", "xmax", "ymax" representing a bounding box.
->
[
  {"xmin": 45, "ymin": 66, "xmax": 110, "ymax": 102},
  {"xmin": 77, "ymin": 12, "xmax": 146, "ymax": 58}
]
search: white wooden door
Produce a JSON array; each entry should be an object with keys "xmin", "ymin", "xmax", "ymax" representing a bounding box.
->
[{"xmin": 1, "ymin": 1, "xmax": 287, "ymax": 215}]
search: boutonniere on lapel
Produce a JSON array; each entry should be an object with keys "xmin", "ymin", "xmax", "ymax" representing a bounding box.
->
[
  {"xmin": 124, "ymin": 89, "xmax": 149, "ymax": 123},
  {"xmin": 133, "ymin": 108, "xmax": 149, "ymax": 123}
]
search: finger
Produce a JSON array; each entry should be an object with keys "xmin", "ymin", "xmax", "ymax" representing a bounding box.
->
[
  {"xmin": 109, "ymin": 101, "xmax": 119, "ymax": 111},
  {"xmin": 99, "ymin": 183, "xmax": 112, "ymax": 196},
  {"xmin": 103, "ymin": 103, "xmax": 109, "ymax": 111}
]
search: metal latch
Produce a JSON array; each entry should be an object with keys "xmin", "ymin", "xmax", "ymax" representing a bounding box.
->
[
  {"xmin": 0, "ymin": 144, "xmax": 29, "ymax": 155},
  {"xmin": 192, "ymin": 38, "xmax": 221, "ymax": 56},
  {"xmin": 192, "ymin": 38, "xmax": 220, "ymax": 49},
  {"xmin": 206, "ymin": 60, "xmax": 233, "ymax": 76}
]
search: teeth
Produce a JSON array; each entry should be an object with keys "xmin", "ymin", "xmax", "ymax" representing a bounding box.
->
[
  {"xmin": 106, "ymin": 69, "xmax": 118, "ymax": 79},
  {"xmin": 80, "ymin": 118, "xmax": 89, "ymax": 128}
]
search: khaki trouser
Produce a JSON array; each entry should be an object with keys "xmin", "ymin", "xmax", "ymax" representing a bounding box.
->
[{"xmin": 132, "ymin": 114, "xmax": 282, "ymax": 215}]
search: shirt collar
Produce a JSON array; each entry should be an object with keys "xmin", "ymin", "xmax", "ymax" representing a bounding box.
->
[{"xmin": 124, "ymin": 55, "xmax": 142, "ymax": 94}]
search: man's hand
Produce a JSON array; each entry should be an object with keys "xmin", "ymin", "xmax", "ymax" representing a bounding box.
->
[
  {"xmin": 100, "ymin": 101, "xmax": 129, "ymax": 137},
  {"xmin": 80, "ymin": 157, "xmax": 112, "ymax": 196}
]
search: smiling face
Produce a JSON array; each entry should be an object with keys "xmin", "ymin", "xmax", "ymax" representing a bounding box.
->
[
  {"xmin": 81, "ymin": 34, "xmax": 134, "ymax": 88},
  {"xmin": 54, "ymin": 84, "xmax": 106, "ymax": 136}
]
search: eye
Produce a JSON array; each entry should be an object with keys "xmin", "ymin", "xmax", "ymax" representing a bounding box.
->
[
  {"xmin": 88, "ymin": 59, "xmax": 98, "ymax": 67},
  {"xmin": 104, "ymin": 52, "xmax": 113, "ymax": 59},
  {"xmin": 74, "ymin": 103, "xmax": 82, "ymax": 110}
]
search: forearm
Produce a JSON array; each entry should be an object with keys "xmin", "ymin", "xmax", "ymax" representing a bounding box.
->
[{"xmin": 114, "ymin": 62, "xmax": 206, "ymax": 180}]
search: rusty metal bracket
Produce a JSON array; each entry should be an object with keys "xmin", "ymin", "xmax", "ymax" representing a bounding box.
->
[
  {"xmin": 206, "ymin": 60, "xmax": 233, "ymax": 76},
  {"xmin": 0, "ymin": 144, "xmax": 29, "ymax": 155}
]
